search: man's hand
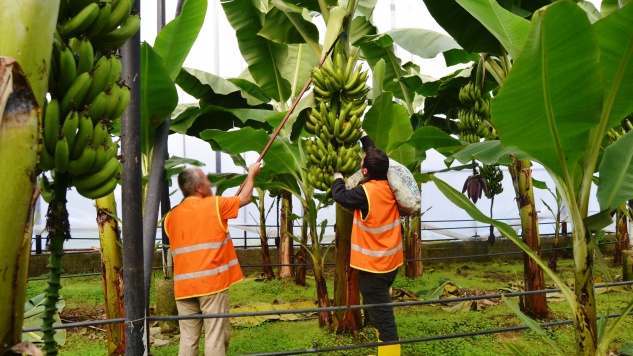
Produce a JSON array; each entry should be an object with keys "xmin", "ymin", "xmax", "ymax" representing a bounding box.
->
[
  {"xmin": 248, "ymin": 162, "xmax": 261, "ymax": 177},
  {"xmin": 359, "ymin": 127, "xmax": 368, "ymax": 138},
  {"xmin": 333, "ymin": 172, "xmax": 343, "ymax": 181}
]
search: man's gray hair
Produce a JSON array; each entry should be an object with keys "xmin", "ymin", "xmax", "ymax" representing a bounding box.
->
[{"xmin": 178, "ymin": 168, "xmax": 204, "ymax": 197}]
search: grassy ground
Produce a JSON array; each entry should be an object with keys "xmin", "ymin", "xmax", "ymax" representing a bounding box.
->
[{"xmin": 25, "ymin": 256, "xmax": 633, "ymax": 355}]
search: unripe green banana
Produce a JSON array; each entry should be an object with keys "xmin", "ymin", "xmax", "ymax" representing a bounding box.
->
[
  {"xmin": 84, "ymin": 55, "xmax": 111, "ymax": 105},
  {"xmin": 74, "ymin": 156, "xmax": 120, "ymax": 191},
  {"xmin": 58, "ymin": 2, "xmax": 100, "ymax": 38},
  {"xmin": 60, "ymin": 72, "xmax": 92, "ymax": 115},
  {"xmin": 58, "ymin": 45, "xmax": 77, "ymax": 93},
  {"xmin": 44, "ymin": 99, "xmax": 61, "ymax": 154},
  {"xmin": 38, "ymin": 175, "xmax": 54, "ymax": 203},
  {"xmin": 62, "ymin": 111, "xmax": 80, "ymax": 150},
  {"xmin": 105, "ymin": 140, "xmax": 118, "ymax": 160},
  {"xmin": 313, "ymin": 85, "xmax": 333, "ymax": 100},
  {"xmin": 107, "ymin": 55, "xmax": 122, "ymax": 89},
  {"xmin": 110, "ymin": 82, "xmax": 130, "ymax": 119},
  {"xmin": 93, "ymin": 14, "xmax": 140, "ymax": 51},
  {"xmin": 67, "ymin": 0, "xmax": 98, "ymax": 17},
  {"xmin": 54, "ymin": 136, "xmax": 70, "ymax": 173},
  {"xmin": 103, "ymin": 83, "xmax": 122, "ymax": 119},
  {"xmin": 305, "ymin": 119, "xmax": 316, "ymax": 134},
  {"xmin": 38, "ymin": 144, "xmax": 56, "ymax": 172},
  {"xmin": 311, "ymin": 69, "xmax": 328, "ymax": 92},
  {"xmin": 89, "ymin": 144, "xmax": 107, "ymax": 173},
  {"xmin": 88, "ymin": 90, "xmax": 109, "ymax": 122},
  {"xmin": 343, "ymin": 66, "xmax": 361, "ymax": 91},
  {"xmin": 92, "ymin": 121, "xmax": 109, "ymax": 146},
  {"xmin": 68, "ymin": 145, "xmax": 97, "ymax": 176},
  {"xmin": 86, "ymin": 2, "xmax": 112, "ymax": 38},
  {"xmin": 76, "ymin": 174, "xmax": 120, "ymax": 200},
  {"xmin": 71, "ymin": 114, "xmax": 94, "ymax": 159},
  {"xmin": 76, "ymin": 37, "xmax": 94, "ymax": 76},
  {"xmin": 102, "ymin": 0, "xmax": 132, "ymax": 34}
]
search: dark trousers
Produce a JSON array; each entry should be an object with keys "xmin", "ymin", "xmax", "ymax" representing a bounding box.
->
[{"xmin": 358, "ymin": 269, "xmax": 399, "ymax": 342}]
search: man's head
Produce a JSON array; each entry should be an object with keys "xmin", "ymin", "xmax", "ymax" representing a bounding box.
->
[
  {"xmin": 361, "ymin": 146, "xmax": 389, "ymax": 179},
  {"xmin": 178, "ymin": 168, "xmax": 212, "ymax": 197}
]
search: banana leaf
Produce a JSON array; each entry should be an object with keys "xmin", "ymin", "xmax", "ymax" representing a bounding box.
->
[
  {"xmin": 362, "ymin": 92, "xmax": 415, "ymax": 167},
  {"xmin": 265, "ymin": 0, "xmax": 320, "ymax": 55},
  {"xmin": 454, "ymin": 0, "xmax": 530, "ymax": 59},
  {"xmin": 492, "ymin": 1, "xmax": 602, "ymax": 182},
  {"xmin": 374, "ymin": 28, "xmax": 462, "ymax": 60},
  {"xmin": 597, "ymin": 130, "xmax": 633, "ymax": 213},
  {"xmin": 357, "ymin": 36, "xmax": 413, "ymax": 106},
  {"xmin": 176, "ymin": 68, "xmax": 270, "ymax": 107},
  {"xmin": 423, "ymin": 0, "xmax": 503, "ymax": 56},
  {"xmin": 349, "ymin": 16, "xmax": 377, "ymax": 46},
  {"xmin": 390, "ymin": 126, "xmax": 462, "ymax": 165},
  {"xmin": 152, "ymin": 0, "xmax": 207, "ymax": 81},
  {"xmin": 22, "ymin": 293, "xmax": 66, "ymax": 346},
  {"xmin": 201, "ymin": 128, "xmax": 300, "ymax": 177},
  {"xmin": 280, "ymin": 44, "xmax": 319, "ymax": 100},
  {"xmin": 222, "ymin": 0, "xmax": 292, "ymax": 103},
  {"xmin": 170, "ymin": 105, "xmax": 274, "ymax": 137},
  {"xmin": 140, "ymin": 42, "xmax": 178, "ymax": 157}
]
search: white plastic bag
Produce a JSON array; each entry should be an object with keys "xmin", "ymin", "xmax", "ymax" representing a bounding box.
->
[{"xmin": 345, "ymin": 159, "xmax": 420, "ymax": 216}]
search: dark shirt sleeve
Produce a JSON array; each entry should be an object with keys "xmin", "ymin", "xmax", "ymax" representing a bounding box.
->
[{"xmin": 331, "ymin": 178, "xmax": 369, "ymax": 219}]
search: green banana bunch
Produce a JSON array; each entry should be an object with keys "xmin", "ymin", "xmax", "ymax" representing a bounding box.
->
[
  {"xmin": 42, "ymin": 0, "xmax": 134, "ymax": 201},
  {"xmin": 480, "ymin": 164, "xmax": 503, "ymax": 199},
  {"xmin": 457, "ymin": 82, "xmax": 493, "ymax": 143}
]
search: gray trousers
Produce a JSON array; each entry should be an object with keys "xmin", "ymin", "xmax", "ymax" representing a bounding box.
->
[{"xmin": 176, "ymin": 290, "xmax": 230, "ymax": 356}]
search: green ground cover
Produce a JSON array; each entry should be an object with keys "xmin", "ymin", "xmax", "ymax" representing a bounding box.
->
[{"xmin": 25, "ymin": 256, "xmax": 632, "ymax": 355}]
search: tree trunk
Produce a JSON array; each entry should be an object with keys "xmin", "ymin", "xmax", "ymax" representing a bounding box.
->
[
  {"xmin": 96, "ymin": 194, "xmax": 126, "ymax": 355},
  {"xmin": 333, "ymin": 204, "xmax": 361, "ymax": 333},
  {"xmin": 294, "ymin": 211, "xmax": 308, "ymax": 286},
  {"xmin": 315, "ymin": 266, "xmax": 332, "ymax": 327},
  {"xmin": 614, "ymin": 212, "xmax": 627, "ymax": 266},
  {"xmin": 257, "ymin": 190, "xmax": 274, "ymax": 279},
  {"xmin": 278, "ymin": 191, "xmax": 293, "ymax": 278},
  {"xmin": 405, "ymin": 216, "xmax": 423, "ymax": 277},
  {"xmin": 510, "ymin": 160, "xmax": 548, "ymax": 319},
  {"xmin": 572, "ymin": 225, "xmax": 598, "ymax": 355},
  {"xmin": 0, "ymin": 2, "xmax": 58, "ymax": 348}
]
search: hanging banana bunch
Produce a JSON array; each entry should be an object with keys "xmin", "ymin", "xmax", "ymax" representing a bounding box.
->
[
  {"xmin": 606, "ymin": 114, "xmax": 633, "ymax": 143},
  {"xmin": 38, "ymin": 0, "xmax": 138, "ymax": 201},
  {"xmin": 305, "ymin": 51, "xmax": 369, "ymax": 204},
  {"xmin": 456, "ymin": 82, "xmax": 496, "ymax": 143},
  {"xmin": 481, "ymin": 164, "xmax": 503, "ymax": 199}
]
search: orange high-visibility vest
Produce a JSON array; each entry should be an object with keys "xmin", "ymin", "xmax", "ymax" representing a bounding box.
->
[
  {"xmin": 351, "ymin": 180, "xmax": 403, "ymax": 273},
  {"xmin": 164, "ymin": 196, "xmax": 244, "ymax": 300}
]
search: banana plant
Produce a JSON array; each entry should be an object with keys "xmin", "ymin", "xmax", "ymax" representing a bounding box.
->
[
  {"xmin": 426, "ymin": 2, "xmax": 633, "ymax": 354},
  {"xmin": 0, "ymin": 1, "xmax": 59, "ymax": 351}
]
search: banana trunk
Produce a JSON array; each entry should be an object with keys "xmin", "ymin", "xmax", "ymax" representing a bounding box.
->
[
  {"xmin": 96, "ymin": 193, "xmax": 126, "ymax": 355},
  {"xmin": 404, "ymin": 215, "xmax": 423, "ymax": 277},
  {"xmin": 333, "ymin": 204, "xmax": 362, "ymax": 332},
  {"xmin": 256, "ymin": 189, "xmax": 274, "ymax": 280},
  {"xmin": 278, "ymin": 191, "xmax": 294, "ymax": 278},
  {"xmin": 294, "ymin": 210, "xmax": 308, "ymax": 286},
  {"xmin": 509, "ymin": 159, "xmax": 548, "ymax": 319},
  {"xmin": 0, "ymin": 1, "xmax": 59, "ymax": 349}
]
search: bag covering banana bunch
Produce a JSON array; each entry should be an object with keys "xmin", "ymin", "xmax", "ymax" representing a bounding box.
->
[
  {"xmin": 456, "ymin": 82, "xmax": 496, "ymax": 143},
  {"xmin": 305, "ymin": 52, "xmax": 369, "ymax": 202},
  {"xmin": 38, "ymin": 0, "xmax": 139, "ymax": 201}
]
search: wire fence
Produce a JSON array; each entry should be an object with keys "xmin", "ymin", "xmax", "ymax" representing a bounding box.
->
[
  {"xmin": 25, "ymin": 218, "xmax": 632, "ymax": 354},
  {"xmin": 22, "ymin": 281, "xmax": 633, "ymax": 354}
]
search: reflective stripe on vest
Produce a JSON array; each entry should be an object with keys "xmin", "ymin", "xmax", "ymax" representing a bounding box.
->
[
  {"xmin": 172, "ymin": 235, "xmax": 231, "ymax": 255},
  {"xmin": 174, "ymin": 258, "xmax": 240, "ymax": 281},
  {"xmin": 350, "ymin": 180, "xmax": 403, "ymax": 273}
]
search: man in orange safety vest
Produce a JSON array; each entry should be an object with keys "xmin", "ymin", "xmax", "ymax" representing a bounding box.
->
[
  {"xmin": 331, "ymin": 129, "xmax": 403, "ymax": 356},
  {"xmin": 165, "ymin": 162, "xmax": 261, "ymax": 356}
]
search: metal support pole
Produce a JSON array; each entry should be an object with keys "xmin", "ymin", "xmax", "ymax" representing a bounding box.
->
[{"xmin": 121, "ymin": 0, "xmax": 146, "ymax": 353}]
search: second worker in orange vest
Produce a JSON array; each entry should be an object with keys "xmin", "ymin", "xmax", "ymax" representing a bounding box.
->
[
  {"xmin": 165, "ymin": 162, "xmax": 261, "ymax": 356},
  {"xmin": 331, "ymin": 130, "xmax": 403, "ymax": 356}
]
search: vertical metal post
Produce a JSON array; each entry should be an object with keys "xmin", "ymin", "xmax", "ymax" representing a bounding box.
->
[{"xmin": 121, "ymin": 0, "xmax": 146, "ymax": 354}]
